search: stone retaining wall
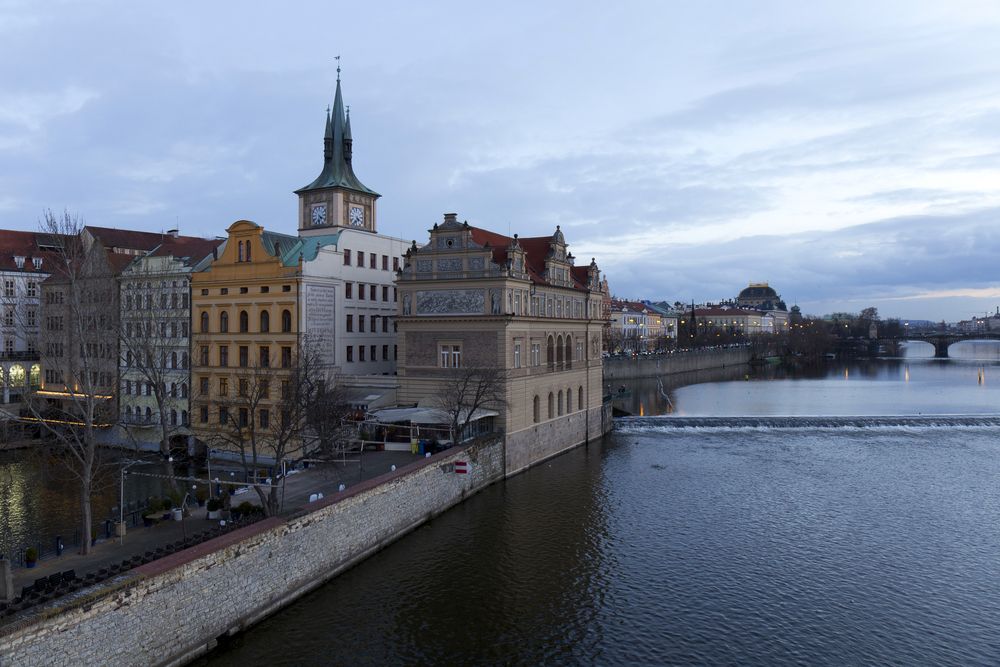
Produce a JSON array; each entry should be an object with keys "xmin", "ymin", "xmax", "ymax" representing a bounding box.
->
[
  {"xmin": 603, "ymin": 347, "xmax": 752, "ymax": 381},
  {"xmin": 0, "ymin": 439, "xmax": 506, "ymax": 667}
]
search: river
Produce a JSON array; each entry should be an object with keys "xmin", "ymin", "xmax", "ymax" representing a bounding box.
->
[{"xmin": 200, "ymin": 341, "xmax": 1000, "ymax": 665}]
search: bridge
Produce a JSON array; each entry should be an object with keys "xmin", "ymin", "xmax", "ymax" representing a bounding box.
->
[{"xmin": 883, "ymin": 331, "xmax": 1000, "ymax": 358}]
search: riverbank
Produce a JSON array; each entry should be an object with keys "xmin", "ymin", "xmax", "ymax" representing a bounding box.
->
[
  {"xmin": 603, "ymin": 346, "xmax": 752, "ymax": 382},
  {"xmin": 0, "ymin": 439, "xmax": 507, "ymax": 665}
]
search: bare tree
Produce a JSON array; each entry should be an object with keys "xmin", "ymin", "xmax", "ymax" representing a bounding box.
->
[
  {"xmin": 26, "ymin": 210, "xmax": 122, "ymax": 554},
  {"xmin": 209, "ymin": 338, "xmax": 347, "ymax": 516},
  {"xmin": 436, "ymin": 366, "xmax": 507, "ymax": 443}
]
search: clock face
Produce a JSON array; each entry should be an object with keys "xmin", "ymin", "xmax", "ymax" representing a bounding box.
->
[
  {"xmin": 349, "ymin": 206, "xmax": 365, "ymax": 227},
  {"xmin": 311, "ymin": 204, "xmax": 327, "ymax": 226}
]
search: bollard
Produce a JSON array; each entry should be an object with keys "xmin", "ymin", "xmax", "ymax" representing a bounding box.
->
[{"xmin": 338, "ymin": 483, "xmax": 346, "ymax": 492}]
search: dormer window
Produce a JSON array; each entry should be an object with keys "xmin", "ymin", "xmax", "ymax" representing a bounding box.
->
[
  {"xmin": 13, "ymin": 256, "xmax": 24, "ymax": 269},
  {"xmin": 32, "ymin": 257, "xmax": 42, "ymax": 270}
]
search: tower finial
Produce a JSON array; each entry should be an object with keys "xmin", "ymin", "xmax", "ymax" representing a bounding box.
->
[{"xmin": 335, "ymin": 54, "xmax": 341, "ymax": 81}]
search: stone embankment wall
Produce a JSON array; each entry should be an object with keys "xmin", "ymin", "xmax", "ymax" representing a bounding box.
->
[
  {"xmin": 505, "ymin": 404, "xmax": 609, "ymax": 477},
  {"xmin": 603, "ymin": 347, "xmax": 752, "ymax": 381},
  {"xmin": 0, "ymin": 440, "xmax": 506, "ymax": 667}
]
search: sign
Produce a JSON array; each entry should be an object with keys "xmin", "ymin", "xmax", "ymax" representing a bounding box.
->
[{"xmin": 454, "ymin": 461, "xmax": 469, "ymax": 474}]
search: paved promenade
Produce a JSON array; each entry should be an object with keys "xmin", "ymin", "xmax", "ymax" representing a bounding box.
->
[{"xmin": 9, "ymin": 449, "xmax": 422, "ymax": 595}]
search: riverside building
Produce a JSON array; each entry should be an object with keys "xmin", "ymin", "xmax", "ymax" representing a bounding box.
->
[{"xmin": 395, "ymin": 213, "xmax": 611, "ymax": 475}]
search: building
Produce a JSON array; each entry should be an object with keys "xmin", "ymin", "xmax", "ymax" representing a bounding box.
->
[
  {"xmin": 0, "ymin": 231, "xmax": 62, "ymax": 414},
  {"xmin": 118, "ymin": 235, "xmax": 223, "ymax": 452},
  {"xmin": 395, "ymin": 213, "xmax": 611, "ymax": 475}
]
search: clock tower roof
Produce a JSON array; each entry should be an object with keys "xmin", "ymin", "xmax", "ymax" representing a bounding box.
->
[{"xmin": 296, "ymin": 77, "xmax": 379, "ymax": 197}]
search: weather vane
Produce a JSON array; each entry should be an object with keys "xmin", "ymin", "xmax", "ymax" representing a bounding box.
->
[{"xmin": 335, "ymin": 54, "xmax": 341, "ymax": 80}]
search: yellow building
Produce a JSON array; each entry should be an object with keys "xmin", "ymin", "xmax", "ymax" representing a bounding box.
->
[{"xmin": 190, "ymin": 221, "xmax": 300, "ymax": 454}]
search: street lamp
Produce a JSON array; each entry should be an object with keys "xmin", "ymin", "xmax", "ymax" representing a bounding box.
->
[{"xmin": 118, "ymin": 458, "xmax": 147, "ymax": 544}]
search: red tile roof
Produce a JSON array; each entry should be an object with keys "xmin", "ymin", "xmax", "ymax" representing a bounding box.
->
[
  {"xmin": 149, "ymin": 237, "xmax": 224, "ymax": 265},
  {"xmin": 0, "ymin": 229, "xmax": 67, "ymax": 273},
  {"xmin": 468, "ymin": 226, "xmax": 590, "ymax": 291},
  {"xmin": 84, "ymin": 226, "xmax": 204, "ymax": 252}
]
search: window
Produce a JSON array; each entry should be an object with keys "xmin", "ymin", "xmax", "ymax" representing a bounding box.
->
[
  {"xmin": 281, "ymin": 309, "xmax": 292, "ymax": 332},
  {"xmin": 26, "ymin": 281, "xmax": 37, "ymax": 297},
  {"xmin": 345, "ymin": 282, "xmax": 353, "ymax": 299},
  {"xmin": 344, "ymin": 249, "xmax": 351, "ymax": 266},
  {"xmin": 359, "ymin": 316, "xmax": 365, "ymax": 333},
  {"xmin": 239, "ymin": 345, "xmax": 248, "ymax": 367},
  {"xmin": 370, "ymin": 344, "xmax": 376, "ymax": 361},
  {"xmin": 260, "ymin": 310, "xmax": 270, "ymax": 332},
  {"xmin": 200, "ymin": 377, "xmax": 209, "ymax": 395},
  {"xmin": 260, "ymin": 285, "xmax": 269, "ymax": 294},
  {"xmin": 3, "ymin": 280, "xmax": 13, "ymax": 297},
  {"xmin": 393, "ymin": 257, "xmax": 400, "ymax": 271},
  {"xmin": 359, "ymin": 346, "xmax": 366, "ymax": 362},
  {"xmin": 200, "ymin": 346, "xmax": 209, "ymax": 366},
  {"xmin": 370, "ymin": 285, "xmax": 376, "ymax": 301},
  {"xmin": 439, "ymin": 344, "xmax": 461, "ymax": 368},
  {"xmin": 358, "ymin": 283, "xmax": 365, "ymax": 301},
  {"xmin": 182, "ymin": 352, "xmax": 189, "ymax": 369},
  {"xmin": 558, "ymin": 390, "xmax": 564, "ymax": 416},
  {"xmin": 26, "ymin": 309, "xmax": 35, "ymax": 327},
  {"xmin": 531, "ymin": 343, "xmax": 541, "ymax": 366},
  {"xmin": 245, "ymin": 242, "xmax": 251, "ymax": 262},
  {"xmin": 382, "ymin": 286, "xmax": 389, "ymax": 302},
  {"xmin": 219, "ymin": 345, "xmax": 229, "ymax": 367},
  {"xmin": 201, "ymin": 289, "xmax": 209, "ymax": 296},
  {"xmin": 239, "ymin": 310, "xmax": 249, "ymax": 332},
  {"xmin": 239, "ymin": 379, "xmax": 248, "ymax": 397},
  {"xmin": 566, "ymin": 388, "xmax": 572, "ymax": 413},
  {"xmin": 533, "ymin": 395, "xmax": 540, "ymax": 423},
  {"xmin": 259, "ymin": 409, "xmax": 270, "ymax": 429},
  {"xmin": 346, "ymin": 314, "xmax": 353, "ymax": 332},
  {"xmin": 382, "ymin": 255, "xmax": 388, "ymax": 270},
  {"xmin": 370, "ymin": 315, "xmax": 376, "ymax": 331},
  {"xmin": 579, "ymin": 386, "xmax": 584, "ymax": 410},
  {"xmin": 238, "ymin": 240, "xmax": 244, "ymax": 262},
  {"xmin": 548, "ymin": 393, "xmax": 554, "ymax": 419},
  {"xmin": 200, "ymin": 312, "xmax": 209, "ymax": 332},
  {"xmin": 370, "ymin": 254, "xmax": 376, "ymax": 269},
  {"xmin": 219, "ymin": 377, "xmax": 229, "ymax": 396},
  {"xmin": 282, "ymin": 285, "xmax": 291, "ymax": 292},
  {"xmin": 219, "ymin": 406, "xmax": 229, "ymax": 425},
  {"xmin": 514, "ymin": 342, "xmax": 522, "ymax": 368},
  {"xmin": 239, "ymin": 408, "xmax": 249, "ymax": 427},
  {"xmin": 382, "ymin": 344, "xmax": 389, "ymax": 361},
  {"xmin": 239, "ymin": 287, "xmax": 248, "ymax": 294},
  {"xmin": 281, "ymin": 346, "xmax": 292, "ymax": 368},
  {"xmin": 382, "ymin": 317, "xmax": 388, "ymax": 333},
  {"xmin": 260, "ymin": 346, "xmax": 270, "ymax": 368},
  {"xmin": 220, "ymin": 288, "xmax": 228, "ymax": 295},
  {"xmin": 357, "ymin": 251, "xmax": 364, "ymax": 267},
  {"xmin": 346, "ymin": 346, "xmax": 353, "ymax": 362},
  {"xmin": 171, "ymin": 410, "xmax": 178, "ymax": 426},
  {"xmin": 200, "ymin": 405, "xmax": 209, "ymax": 423},
  {"xmin": 220, "ymin": 311, "xmax": 229, "ymax": 333}
]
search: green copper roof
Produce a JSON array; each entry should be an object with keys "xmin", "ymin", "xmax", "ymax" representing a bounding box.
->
[
  {"xmin": 296, "ymin": 79, "xmax": 379, "ymax": 197},
  {"xmin": 279, "ymin": 232, "xmax": 342, "ymax": 266},
  {"xmin": 260, "ymin": 229, "xmax": 299, "ymax": 259}
]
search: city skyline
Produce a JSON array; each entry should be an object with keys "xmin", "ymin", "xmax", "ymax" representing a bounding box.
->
[{"xmin": 1, "ymin": 1, "xmax": 999, "ymax": 320}]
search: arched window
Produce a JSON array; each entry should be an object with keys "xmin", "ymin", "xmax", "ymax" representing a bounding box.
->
[
  {"xmin": 548, "ymin": 392, "xmax": 554, "ymax": 419},
  {"xmin": 558, "ymin": 390, "xmax": 564, "ymax": 416},
  {"xmin": 246, "ymin": 241, "xmax": 251, "ymax": 262},
  {"xmin": 182, "ymin": 352, "xmax": 189, "ymax": 369},
  {"xmin": 238, "ymin": 240, "xmax": 244, "ymax": 262},
  {"xmin": 171, "ymin": 352, "xmax": 178, "ymax": 369},
  {"xmin": 181, "ymin": 383, "xmax": 188, "ymax": 398},
  {"xmin": 170, "ymin": 409, "xmax": 178, "ymax": 426},
  {"xmin": 125, "ymin": 405, "xmax": 132, "ymax": 419},
  {"xmin": 566, "ymin": 387, "xmax": 572, "ymax": 413},
  {"xmin": 260, "ymin": 310, "xmax": 270, "ymax": 333},
  {"xmin": 546, "ymin": 336, "xmax": 555, "ymax": 370},
  {"xmin": 220, "ymin": 311, "xmax": 229, "ymax": 333},
  {"xmin": 181, "ymin": 410, "xmax": 188, "ymax": 426},
  {"xmin": 239, "ymin": 310, "xmax": 249, "ymax": 333},
  {"xmin": 200, "ymin": 312, "xmax": 209, "ymax": 333},
  {"xmin": 170, "ymin": 382, "xmax": 177, "ymax": 398},
  {"xmin": 564, "ymin": 335, "xmax": 573, "ymax": 370},
  {"xmin": 533, "ymin": 395, "xmax": 540, "ymax": 423},
  {"xmin": 145, "ymin": 406, "xmax": 152, "ymax": 419},
  {"xmin": 281, "ymin": 309, "xmax": 292, "ymax": 333},
  {"xmin": 556, "ymin": 335, "xmax": 564, "ymax": 369},
  {"xmin": 579, "ymin": 386, "xmax": 584, "ymax": 410}
]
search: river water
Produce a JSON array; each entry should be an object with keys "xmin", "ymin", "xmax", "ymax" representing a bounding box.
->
[{"xmin": 67, "ymin": 342, "xmax": 1000, "ymax": 663}]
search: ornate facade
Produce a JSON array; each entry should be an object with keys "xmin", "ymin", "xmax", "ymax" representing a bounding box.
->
[{"xmin": 396, "ymin": 213, "xmax": 611, "ymax": 474}]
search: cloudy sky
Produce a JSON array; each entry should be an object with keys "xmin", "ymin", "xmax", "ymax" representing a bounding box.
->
[{"xmin": 1, "ymin": 1, "xmax": 999, "ymax": 321}]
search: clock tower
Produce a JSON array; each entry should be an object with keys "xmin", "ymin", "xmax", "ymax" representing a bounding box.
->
[{"xmin": 295, "ymin": 72, "xmax": 380, "ymax": 235}]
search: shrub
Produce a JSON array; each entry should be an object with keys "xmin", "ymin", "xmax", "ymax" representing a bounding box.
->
[
  {"xmin": 235, "ymin": 501, "xmax": 258, "ymax": 515},
  {"xmin": 206, "ymin": 498, "xmax": 223, "ymax": 512},
  {"xmin": 25, "ymin": 547, "xmax": 38, "ymax": 562},
  {"xmin": 146, "ymin": 498, "xmax": 163, "ymax": 513}
]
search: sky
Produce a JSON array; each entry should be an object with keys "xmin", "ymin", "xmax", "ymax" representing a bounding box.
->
[{"xmin": 1, "ymin": 1, "xmax": 999, "ymax": 322}]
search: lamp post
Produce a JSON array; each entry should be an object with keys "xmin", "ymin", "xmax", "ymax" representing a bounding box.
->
[
  {"xmin": 180, "ymin": 485, "xmax": 196, "ymax": 541},
  {"xmin": 118, "ymin": 458, "xmax": 146, "ymax": 544}
]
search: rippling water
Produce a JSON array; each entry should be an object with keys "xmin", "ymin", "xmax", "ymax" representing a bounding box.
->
[{"xmin": 206, "ymin": 351, "xmax": 1000, "ymax": 666}]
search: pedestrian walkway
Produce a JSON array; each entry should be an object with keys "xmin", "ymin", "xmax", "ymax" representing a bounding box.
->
[{"xmin": 8, "ymin": 449, "xmax": 424, "ymax": 596}]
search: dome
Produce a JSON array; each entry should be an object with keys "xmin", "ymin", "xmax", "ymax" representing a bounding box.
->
[{"xmin": 738, "ymin": 283, "xmax": 778, "ymax": 301}]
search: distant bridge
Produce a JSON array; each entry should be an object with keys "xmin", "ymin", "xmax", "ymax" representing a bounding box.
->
[{"xmin": 883, "ymin": 332, "xmax": 1000, "ymax": 358}]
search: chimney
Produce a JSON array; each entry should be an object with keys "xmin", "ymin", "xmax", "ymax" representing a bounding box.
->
[
  {"xmin": 166, "ymin": 229, "xmax": 179, "ymax": 238},
  {"xmin": 443, "ymin": 213, "xmax": 458, "ymax": 225}
]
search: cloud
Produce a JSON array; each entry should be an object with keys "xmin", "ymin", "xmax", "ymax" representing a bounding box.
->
[{"xmin": 0, "ymin": 86, "xmax": 99, "ymax": 132}]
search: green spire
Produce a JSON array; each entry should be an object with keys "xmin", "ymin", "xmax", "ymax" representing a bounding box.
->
[
  {"xmin": 296, "ymin": 76, "xmax": 378, "ymax": 197},
  {"xmin": 344, "ymin": 105, "xmax": 353, "ymax": 163}
]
